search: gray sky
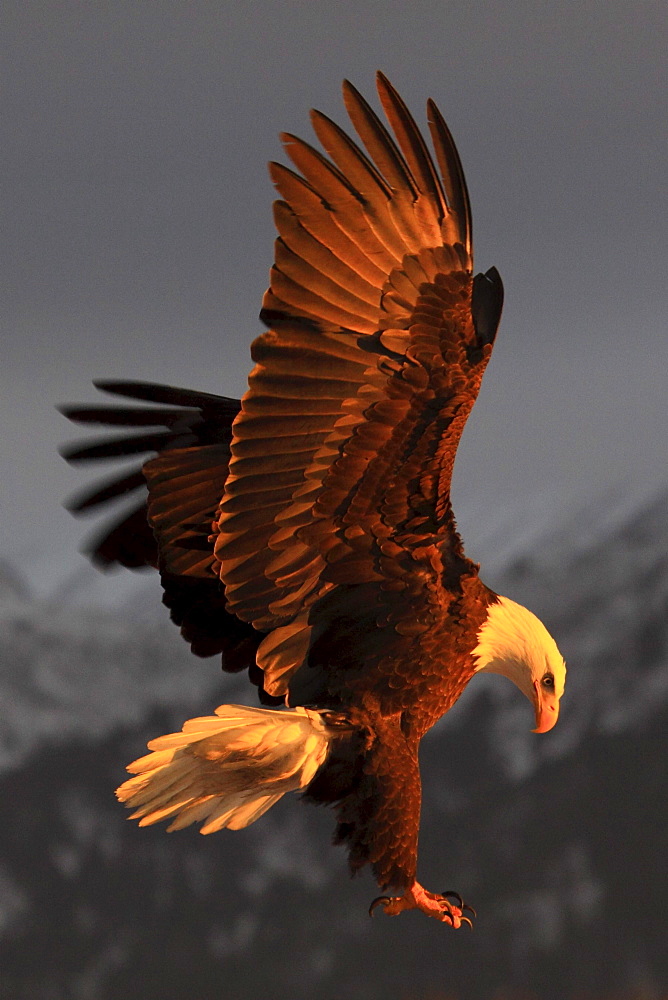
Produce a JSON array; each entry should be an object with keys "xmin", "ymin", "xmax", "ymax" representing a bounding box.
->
[{"xmin": 3, "ymin": 1, "xmax": 667, "ymax": 593}]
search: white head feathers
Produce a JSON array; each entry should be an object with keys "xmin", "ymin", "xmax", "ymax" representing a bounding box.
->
[{"xmin": 472, "ymin": 595, "xmax": 566, "ymax": 703}]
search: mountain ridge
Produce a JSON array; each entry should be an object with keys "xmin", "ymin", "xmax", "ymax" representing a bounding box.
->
[{"xmin": 1, "ymin": 485, "xmax": 666, "ymax": 998}]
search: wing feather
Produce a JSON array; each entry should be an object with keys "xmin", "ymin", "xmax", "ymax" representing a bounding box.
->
[
  {"xmin": 61, "ymin": 77, "xmax": 503, "ymax": 706},
  {"xmin": 375, "ymin": 73, "xmax": 447, "ymax": 226},
  {"xmin": 280, "ymin": 134, "xmax": 402, "ymax": 268},
  {"xmin": 60, "ymin": 385, "xmax": 238, "ymax": 569},
  {"xmin": 273, "ymin": 201, "xmax": 380, "ymax": 307},
  {"xmin": 214, "ymin": 74, "xmax": 501, "ymax": 667},
  {"xmin": 426, "ymin": 99, "xmax": 472, "ymax": 253},
  {"xmin": 269, "ymin": 163, "xmax": 388, "ymax": 285}
]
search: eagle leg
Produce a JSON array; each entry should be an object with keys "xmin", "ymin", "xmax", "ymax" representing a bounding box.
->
[{"xmin": 369, "ymin": 880, "xmax": 474, "ymax": 927}]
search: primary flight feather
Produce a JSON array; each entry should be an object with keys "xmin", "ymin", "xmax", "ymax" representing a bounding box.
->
[{"xmin": 61, "ymin": 73, "xmax": 566, "ymax": 926}]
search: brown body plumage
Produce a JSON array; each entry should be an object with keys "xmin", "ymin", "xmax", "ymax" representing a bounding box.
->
[{"xmin": 61, "ymin": 74, "xmax": 566, "ymax": 925}]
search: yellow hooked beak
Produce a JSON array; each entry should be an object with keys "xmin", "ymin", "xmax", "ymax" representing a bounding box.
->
[{"xmin": 532, "ymin": 679, "xmax": 559, "ymax": 733}]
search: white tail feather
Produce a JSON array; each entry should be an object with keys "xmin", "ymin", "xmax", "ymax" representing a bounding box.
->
[{"xmin": 116, "ymin": 704, "xmax": 332, "ymax": 833}]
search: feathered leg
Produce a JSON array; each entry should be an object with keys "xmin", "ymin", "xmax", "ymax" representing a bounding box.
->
[{"xmin": 316, "ymin": 714, "xmax": 475, "ymax": 928}]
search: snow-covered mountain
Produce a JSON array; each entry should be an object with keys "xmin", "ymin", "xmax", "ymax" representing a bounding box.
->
[{"xmin": 0, "ymin": 487, "xmax": 666, "ymax": 1000}]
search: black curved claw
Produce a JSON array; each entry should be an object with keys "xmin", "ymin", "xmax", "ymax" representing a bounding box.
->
[
  {"xmin": 369, "ymin": 895, "xmax": 392, "ymax": 917},
  {"xmin": 463, "ymin": 903, "xmax": 477, "ymax": 918},
  {"xmin": 461, "ymin": 916, "xmax": 474, "ymax": 930},
  {"xmin": 441, "ymin": 890, "xmax": 464, "ymax": 908}
]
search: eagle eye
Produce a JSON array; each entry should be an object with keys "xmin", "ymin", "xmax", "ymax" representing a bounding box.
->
[{"xmin": 541, "ymin": 673, "xmax": 555, "ymax": 689}]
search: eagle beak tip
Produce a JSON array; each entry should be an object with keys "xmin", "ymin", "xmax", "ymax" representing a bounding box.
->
[
  {"xmin": 532, "ymin": 706, "xmax": 559, "ymax": 734},
  {"xmin": 531, "ymin": 679, "xmax": 559, "ymax": 733}
]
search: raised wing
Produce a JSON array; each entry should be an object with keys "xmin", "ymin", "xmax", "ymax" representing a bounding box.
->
[{"xmin": 214, "ymin": 74, "xmax": 503, "ymax": 644}]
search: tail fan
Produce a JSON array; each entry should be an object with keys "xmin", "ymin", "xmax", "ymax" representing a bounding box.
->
[{"xmin": 116, "ymin": 704, "xmax": 332, "ymax": 833}]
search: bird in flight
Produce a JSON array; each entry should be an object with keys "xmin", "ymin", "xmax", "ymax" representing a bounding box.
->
[{"xmin": 61, "ymin": 72, "xmax": 566, "ymax": 927}]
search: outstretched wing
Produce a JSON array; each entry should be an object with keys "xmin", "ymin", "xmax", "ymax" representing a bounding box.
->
[
  {"xmin": 214, "ymin": 74, "xmax": 503, "ymax": 658},
  {"xmin": 60, "ymin": 381, "xmax": 239, "ymax": 571},
  {"xmin": 60, "ymin": 382, "xmax": 264, "ymax": 673}
]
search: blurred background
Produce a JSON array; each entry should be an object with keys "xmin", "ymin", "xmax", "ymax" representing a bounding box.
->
[{"xmin": 2, "ymin": 2, "xmax": 666, "ymax": 998}]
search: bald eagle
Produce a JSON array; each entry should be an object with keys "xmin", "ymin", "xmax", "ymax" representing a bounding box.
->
[{"xmin": 61, "ymin": 73, "xmax": 566, "ymax": 927}]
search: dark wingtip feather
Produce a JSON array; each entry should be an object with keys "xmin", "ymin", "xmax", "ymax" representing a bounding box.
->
[
  {"xmin": 471, "ymin": 267, "xmax": 504, "ymax": 346},
  {"xmin": 341, "ymin": 77, "xmax": 418, "ymax": 199},
  {"xmin": 426, "ymin": 98, "xmax": 472, "ymax": 254},
  {"xmin": 374, "ymin": 72, "xmax": 447, "ymax": 220},
  {"xmin": 60, "ymin": 431, "xmax": 174, "ymax": 464},
  {"xmin": 58, "ymin": 404, "xmax": 191, "ymax": 428},
  {"xmin": 92, "ymin": 380, "xmax": 233, "ymax": 410},
  {"xmin": 64, "ymin": 469, "xmax": 147, "ymax": 514},
  {"xmin": 84, "ymin": 505, "xmax": 158, "ymax": 571}
]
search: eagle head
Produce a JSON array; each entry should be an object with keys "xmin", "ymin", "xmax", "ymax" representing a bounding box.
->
[{"xmin": 472, "ymin": 595, "xmax": 566, "ymax": 733}]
